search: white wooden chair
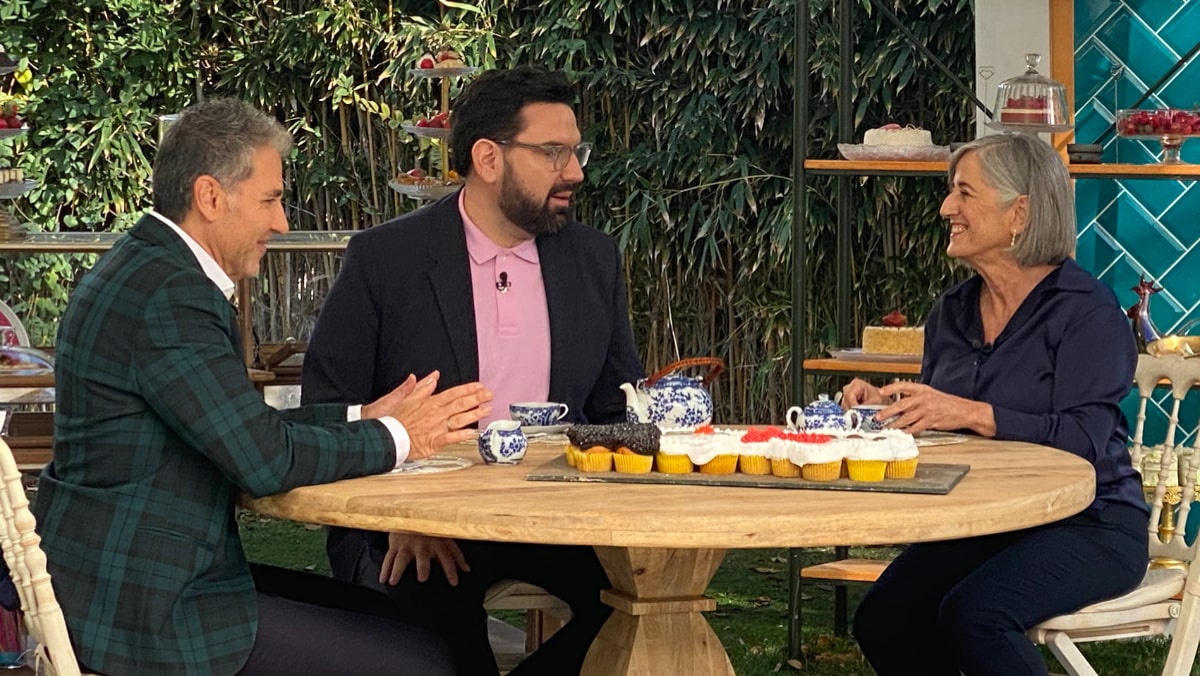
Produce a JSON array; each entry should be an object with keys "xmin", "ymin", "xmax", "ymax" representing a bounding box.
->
[
  {"xmin": 1028, "ymin": 353, "xmax": 1200, "ymax": 676},
  {"xmin": 0, "ymin": 437, "xmax": 90, "ymax": 675}
]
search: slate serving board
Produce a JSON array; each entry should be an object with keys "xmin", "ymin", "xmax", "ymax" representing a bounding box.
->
[{"xmin": 525, "ymin": 456, "xmax": 969, "ymax": 495}]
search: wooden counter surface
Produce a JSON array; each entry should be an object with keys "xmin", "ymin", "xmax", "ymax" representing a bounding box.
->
[{"xmin": 802, "ymin": 357, "xmax": 920, "ymax": 378}]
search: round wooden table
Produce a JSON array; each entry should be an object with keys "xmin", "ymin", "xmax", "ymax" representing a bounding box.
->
[{"xmin": 244, "ymin": 438, "xmax": 1095, "ymax": 675}]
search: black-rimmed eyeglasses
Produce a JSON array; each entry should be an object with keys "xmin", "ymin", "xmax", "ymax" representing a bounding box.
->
[{"xmin": 494, "ymin": 140, "xmax": 593, "ymax": 170}]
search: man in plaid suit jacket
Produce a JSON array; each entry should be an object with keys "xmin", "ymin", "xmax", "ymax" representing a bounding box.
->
[{"xmin": 33, "ymin": 99, "xmax": 491, "ymax": 675}]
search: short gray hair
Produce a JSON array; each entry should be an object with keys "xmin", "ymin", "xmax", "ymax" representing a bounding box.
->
[
  {"xmin": 947, "ymin": 134, "xmax": 1075, "ymax": 266},
  {"xmin": 152, "ymin": 98, "xmax": 292, "ymax": 223}
]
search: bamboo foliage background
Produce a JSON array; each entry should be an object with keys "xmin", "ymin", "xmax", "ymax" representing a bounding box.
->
[{"xmin": 0, "ymin": 0, "xmax": 974, "ymax": 423}]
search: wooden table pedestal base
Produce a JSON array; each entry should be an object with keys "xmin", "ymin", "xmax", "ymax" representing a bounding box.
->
[{"xmin": 582, "ymin": 546, "xmax": 733, "ymax": 675}]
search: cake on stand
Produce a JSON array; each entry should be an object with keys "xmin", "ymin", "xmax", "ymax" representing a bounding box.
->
[
  {"xmin": 0, "ymin": 53, "xmax": 31, "ymax": 242},
  {"xmin": 986, "ymin": 53, "xmax": 1074, "ymax": 136},
  {"xmin": 389, "ymin": 51, "xmax": 476, "ymax": 201}
]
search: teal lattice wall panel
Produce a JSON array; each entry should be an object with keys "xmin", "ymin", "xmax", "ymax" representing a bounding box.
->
[{"xmin": 1075, "ymin": 0, "xmax": 1200, "ymax": 445}]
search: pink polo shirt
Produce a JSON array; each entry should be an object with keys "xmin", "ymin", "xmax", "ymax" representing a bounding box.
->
[{"xmin": 459, "ymin": 190, "xmax": 552, "ymax": 426}]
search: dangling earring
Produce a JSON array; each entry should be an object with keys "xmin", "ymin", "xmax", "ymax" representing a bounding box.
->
[{"xmin": 1010, "ymin": 231, "xmax": 1018, "ymax": 247}]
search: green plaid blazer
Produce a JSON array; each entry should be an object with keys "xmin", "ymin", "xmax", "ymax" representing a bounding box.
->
[{"xmin": 33, "ymin": 215, "xmax": 396, "ymax": 675}]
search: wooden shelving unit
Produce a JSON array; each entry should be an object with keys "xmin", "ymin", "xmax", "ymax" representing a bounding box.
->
[
  {"xmin": 0, "ymin": 230, "xmax": 355, "ymax": 253},
  {"xmin": 804, "ymin": 159, "xmax": 1200, "ymax": 180}
]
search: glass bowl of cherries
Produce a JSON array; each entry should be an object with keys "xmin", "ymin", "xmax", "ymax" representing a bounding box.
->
[{"xmin": 1116, "ymin": 108, "xmax": 1200, "ymax": 164}]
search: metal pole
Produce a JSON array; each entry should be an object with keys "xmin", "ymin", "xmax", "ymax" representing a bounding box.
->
[
  {"xmin": 787, "ymin": 0, "xmax": 812, "ymax": 664},
  {"xmin": 790, "ymin": 3, "xmax": 810, "ymax": 407},
  {"xmin": 868, "ymin": 0, "xmax": 993, "ymax": 119},
  {"xmin": 836, "ymin": 0, "xmax": 853, "ymax": 349}
]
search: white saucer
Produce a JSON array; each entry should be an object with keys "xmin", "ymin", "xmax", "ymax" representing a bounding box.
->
[
  {"xmin": 518, "ymin": 423, "xmax": 570, "ymax": 436},
  {"xmin": 389, "ymin": 455, "xmax": 473, "ymax": 475}
]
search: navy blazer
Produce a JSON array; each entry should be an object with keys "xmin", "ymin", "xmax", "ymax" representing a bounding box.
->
[
  {"xmin": 303, "ymin": 192, "xmax": 644, "ymax": 567},
  {"xmin": 302, "ymin": 192, "xmax": 643, "ymax": 421}
]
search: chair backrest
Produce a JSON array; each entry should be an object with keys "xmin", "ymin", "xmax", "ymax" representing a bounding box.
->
[
  {"xmin": 1130, "ymin": 354, "xmax": 1200, "ymax": 566},
  {"xmin": 0, "ymin": 437, "xmax": 81, "ymax": 676}
]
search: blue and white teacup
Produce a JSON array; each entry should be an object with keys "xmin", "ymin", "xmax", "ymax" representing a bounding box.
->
[
  {"xmin": 478, "ymin": 420, "xmax": 528, "ymax": 465},
  {"xmin": 852, "ymin": 404, "xmax": 897, "ymax": 432},
  {"xmin": 509, "ymin": 401, "xmax": 570, "ymax": 427}
]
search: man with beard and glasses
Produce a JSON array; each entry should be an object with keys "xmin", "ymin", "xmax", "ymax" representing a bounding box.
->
[{"xmin": 302, "ymin": 66, "xmax": 643, "ymax": 675}]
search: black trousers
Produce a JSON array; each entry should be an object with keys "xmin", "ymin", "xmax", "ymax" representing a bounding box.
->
[
  {"xmin": 329, "ymin": 530, "xmax": 611, "ymax": 676},
  {"xmin": 237, "ymin": 563, "xmax": 455, "ymax": 676},
  {"xmin": 853, "ymin": 502, "xmax": 1148, "ymax": 676}
]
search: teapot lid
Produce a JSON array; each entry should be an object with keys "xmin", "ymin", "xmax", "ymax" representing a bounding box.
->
[
  {"xmin": 804, "ymin": 394, "xmax": 844, "ymax": 415},
  {"xmin": 646, "ymin": 372, "xmax": 700, "ymax": 384}
]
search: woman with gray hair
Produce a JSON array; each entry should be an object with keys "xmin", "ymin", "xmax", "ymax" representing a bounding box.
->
[{"xmin": 842, "ymin": 133, "xmax": 1148, "ymax": 674}]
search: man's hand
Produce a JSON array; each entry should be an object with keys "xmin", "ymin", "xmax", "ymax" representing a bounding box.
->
[
  {"xmin": 394, "ymin": 380, "xmax": 493, "ymax": 459},
  {"xmin": 361, "ymin": 373, "xmax": 424, "ymax": 420},
  {"xmin": 363, "ymin": 372, "xmax": 493, "ymax": 459},
  {"xmin": 380, "ymin": 532, "xmax": 470, "ymax": 586}
]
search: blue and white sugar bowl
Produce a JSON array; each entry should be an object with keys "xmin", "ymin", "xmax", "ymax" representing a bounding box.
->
[
  {"xmin": 478, "ymin": 420, "xmax": 528, "ymax": 465},
  {"xmin": 786, "ymin": 394, "xmax": 861, "ymax": 432}
]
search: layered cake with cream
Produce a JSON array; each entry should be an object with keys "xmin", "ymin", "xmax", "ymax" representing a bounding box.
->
[
  {"xmin": 863, "ymin": 123, "xmax": 932, "ymax": 147},
  {"xmin": 999, "ymin": 95, "xmax": 1052, "ymax": 124},
  {"xmin": 862, "ymin": 310, "xmax": 924, "ymax": 356}
]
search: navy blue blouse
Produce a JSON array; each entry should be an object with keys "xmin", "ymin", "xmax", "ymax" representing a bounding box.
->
[{"xmin": 922, "ymin": 258, "xmax": 1147, "ymax": 513}]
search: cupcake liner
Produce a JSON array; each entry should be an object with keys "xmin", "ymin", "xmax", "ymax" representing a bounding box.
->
[
  {"xmin": 802, "ymin": 460, "xmax": 842, "ymax": 482},
  {"xmin": 565, "ymin": 445, "xmax": 579, "ymax": 467},
  {"xmin": 655, "ymin": 453, "xmax": 694, "ymax": 474},
  {"xmin": 577, "ymin": 451, "xmax": 614, "ymax": 472},
  {"xmin": 697, "ymin": 454, "xmax": 738, "ymax": 475},
  {"xmin": 613, "ymin": 453, "xmax": 653, "ymax": 474},
  {"xmin": 885, "ymin": 457, "xmax": 919, "ymax": 479},
  {"xmin": 847, "ymin": 459, "xmax": 887, "ymax": 482},
  {"xmin": 770, "ymin": 458, "xmax": 802, "ymax": 478},
  {"xmin": 738, "ymin": 455, "xmax": 771, "ymax": 475}
]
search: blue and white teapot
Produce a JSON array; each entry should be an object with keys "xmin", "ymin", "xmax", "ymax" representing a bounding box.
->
[
  {"xmin": 786, "ymin": 394, "xmax": 862, "ymax": 432},
  {"xmin": 620, "ymin": 357, "xmax": 725, "ymax": 430}
]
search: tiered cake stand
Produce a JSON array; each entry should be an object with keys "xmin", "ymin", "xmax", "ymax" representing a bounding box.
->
[
  {"xmin": 388, "ymin": 65, "xmax": 477, "ymax": 201},
  {"xmin": 0, "ymin": 56, "xmax": 31, "ymax": 242}
]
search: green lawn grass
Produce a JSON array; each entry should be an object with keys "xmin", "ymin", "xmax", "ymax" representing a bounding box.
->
[{"xmin": 239, "ymin": 513, "xmax": 1197, "ymax": 675}]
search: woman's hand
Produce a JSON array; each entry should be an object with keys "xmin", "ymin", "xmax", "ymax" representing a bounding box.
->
[
  {"xmin": 877, "ymin": 381, "xmax": 996, "ymax": 436},
  {"xmin": 841, "ymin": 378, "xmax": 890, "ymax": 408}
]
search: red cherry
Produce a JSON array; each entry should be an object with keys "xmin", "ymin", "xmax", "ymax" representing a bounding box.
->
[
  {"xmin": 881, "ymin": 310, "xmax": 907, "ymax": 328},
  {"xmin": 417, "ymin": 54, "xmax": 435, "ymax": 69},
  {"xmin": 415, "ymin": 118, "xmax": 429, "ymax": 127}
]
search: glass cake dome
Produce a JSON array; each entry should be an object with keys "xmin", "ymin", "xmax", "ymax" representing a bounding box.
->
[{"xmin": 988, "ymin": 53, "xmax": 1072, "ymax": 133}]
